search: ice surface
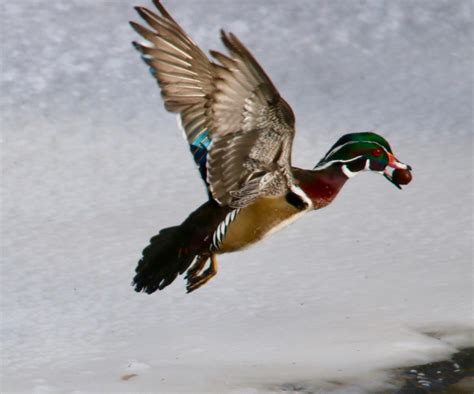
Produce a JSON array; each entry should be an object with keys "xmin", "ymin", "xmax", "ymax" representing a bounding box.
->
[{"xmin": 1, "ymin": 0, "xmax": 472, "ymax": 393}]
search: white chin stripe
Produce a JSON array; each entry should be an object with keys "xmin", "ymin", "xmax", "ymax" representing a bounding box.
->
[
  {"xmin": 342, "ymin": 164, "xmax": 358, "ymax": 178},
  {"xmin": 384, "ymin": 167, "xmax": 395, "ymax": 178}
]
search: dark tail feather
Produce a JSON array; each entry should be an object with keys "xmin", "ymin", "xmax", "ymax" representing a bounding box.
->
[
  {"xmin": 133, "ymin": 226, "xmax": 197, "ymax": 293},
  {"xmin": 133, "ymin": 200, "xmax": 231, "ymax": 294}
]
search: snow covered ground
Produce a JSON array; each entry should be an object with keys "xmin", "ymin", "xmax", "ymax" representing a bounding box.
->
[{"xmin": 1, "ymin": 1, "xmax": 472, "ymax": 392}]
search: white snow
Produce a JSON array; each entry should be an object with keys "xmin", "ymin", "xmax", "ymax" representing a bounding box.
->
[{"xmin": 1, "ymin": 0, "xmax": 472, "ymax": 393}]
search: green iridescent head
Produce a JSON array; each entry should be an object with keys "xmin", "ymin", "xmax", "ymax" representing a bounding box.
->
[{"xmin": 316, "ymin": 132, "xmax": 412, "ymax": 188}]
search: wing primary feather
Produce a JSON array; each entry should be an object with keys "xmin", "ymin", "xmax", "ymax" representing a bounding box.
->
[
  {"xmin": 131, "ymin": 22, "xmax": 194, "ymax": 60},
  {"xmin": 152, "ymin": 0, "xmax": 177, "ymax": 23},
  {"xmin": 137, "ymin": 15, "xmax": 198, "ymax": 55},
  {"xmin": 132, "ymin": 42, "xmax": 192, "ymax": 68},
  {"xmin": 209, "ymin": 50, "xmax": 238, "ymax": 69},
  {"xmin": 150, "ymin": 35, "xmax": 194, "ymax": 60},
  {"xmin": 129, "ymin": 21, "xmax": 158, "ymax": 44},
  {"xmin": 156, "ymin": 70, "xmax": 200, "ymax": 82},
  {"xmin": 220, "ymin": 30, "xmax": 279, "ymax": 95},
  {"xmin": 151, "ymin": 0, "xmax": 203, "ymax": 50},
  {"xmin": 135, "ymin": 7, "xmax": 162, "ymax": 30}
]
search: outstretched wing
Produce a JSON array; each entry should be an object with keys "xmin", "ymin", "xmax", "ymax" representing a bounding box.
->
[{"xmin": 131, "ymin": 0, "xmax": 298, "ymax": 208}]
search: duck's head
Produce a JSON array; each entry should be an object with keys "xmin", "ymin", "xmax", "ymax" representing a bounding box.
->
[{"xmin": 316, "ymin": 132, "xmax": 412, "ymax": 189}]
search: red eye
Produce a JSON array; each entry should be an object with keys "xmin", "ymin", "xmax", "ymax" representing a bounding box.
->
[{"xmin": 372, "ymin": 148, "xmax": 383, "ymax": 157}]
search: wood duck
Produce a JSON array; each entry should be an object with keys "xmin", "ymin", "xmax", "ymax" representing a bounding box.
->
[{"xmin": 130, "ymin": 1, "xmax": 413, "ymax": 294}]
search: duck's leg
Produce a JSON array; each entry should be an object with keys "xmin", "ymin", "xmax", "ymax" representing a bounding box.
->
[
  {"xmin": 185, "ymin": 254, "xmax": 208, "ymax": 281},
  {"xmin": 186, "ymin": 254, "xmax": 218, "ymax": 293}
]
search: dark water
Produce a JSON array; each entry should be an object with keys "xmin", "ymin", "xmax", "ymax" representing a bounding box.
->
[
  {"xmin": 394, "ymin": 347, "xmax": 474, "ymax": 393},
  {"xmin": 272, "ymin": 348, "xmax": 474, "ymax": 393}
]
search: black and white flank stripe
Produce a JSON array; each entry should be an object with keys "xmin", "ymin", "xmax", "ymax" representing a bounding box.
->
[{"xmin": 210, "ymin": 209, "xmax": 240, "ymax": 251}]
